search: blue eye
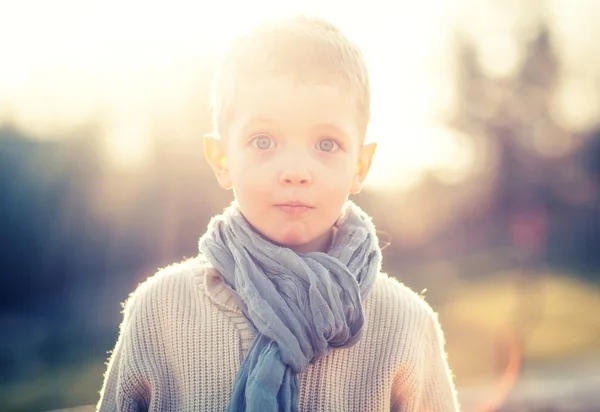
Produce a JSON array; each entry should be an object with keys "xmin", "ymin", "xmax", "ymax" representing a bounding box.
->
[
  {"xmin": 252, "ymin": 135, "xmax": 275, "ymax": 150},
  {"xmin": 317, "ymin": 138, "xmax": 339, "ymax": 152}
]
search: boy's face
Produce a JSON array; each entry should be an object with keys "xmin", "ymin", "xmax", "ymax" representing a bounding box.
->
[{"xmin": 205, "ymin": 76, "xmax": 376, "ymax": 254}]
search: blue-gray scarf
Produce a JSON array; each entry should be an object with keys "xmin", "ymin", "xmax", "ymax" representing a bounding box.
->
[{"xmin": 198, "ymin": 200, "xmax": 382, "ymax": 412}]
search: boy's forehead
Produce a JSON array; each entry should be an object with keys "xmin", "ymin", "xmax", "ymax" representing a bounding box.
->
[
  {"xmin": 236, "ymin": 76, "xmax": 353, "ymax": 104},
  {"xmin": 227, "ymin": 77, "xmax": 361, "ymax": 135}
]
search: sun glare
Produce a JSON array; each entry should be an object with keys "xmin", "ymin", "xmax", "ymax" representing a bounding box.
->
[
  {"xmin": 6, "ymin": 0, "xmax": 593, "ymax": 187},
  {"xmin": 0, "ymin": 0, "xmax": 465, "ymax": 186},
  {"xmin": 100, "ymin": 118, "xmax": 154, "ymax": 170}
]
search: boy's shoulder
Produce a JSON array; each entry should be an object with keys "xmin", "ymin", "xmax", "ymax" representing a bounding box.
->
[
  {"xmin": 121, "ymin": 257, "xmax": 209, "ymax": 315},
  {"xmin": 368, "ymin": 272, "xmax": 437, "ymax": 325}
]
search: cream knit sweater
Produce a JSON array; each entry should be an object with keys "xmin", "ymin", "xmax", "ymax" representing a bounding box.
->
[{"xmin": 97, "ymin": 257, "xmax": 459, "ymax": 411}]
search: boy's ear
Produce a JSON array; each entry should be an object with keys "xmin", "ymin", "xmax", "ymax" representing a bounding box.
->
[
  {"xmin": 350, "ymin": 142, "xmax": 377, "ymax": 194},
  {"xmin": 203, "ymin": 133, "xmax": 232, "ymax": 190}
]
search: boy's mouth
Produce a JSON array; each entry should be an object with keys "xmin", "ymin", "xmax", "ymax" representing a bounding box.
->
[{"xmin": 275, "ymin": 202, "xmax": 314, "ymax": 216}]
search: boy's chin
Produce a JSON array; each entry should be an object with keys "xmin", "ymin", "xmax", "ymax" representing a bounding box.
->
[{"xmin": 271, "ymin": 234, "xmax": 307, "ymax": 249}]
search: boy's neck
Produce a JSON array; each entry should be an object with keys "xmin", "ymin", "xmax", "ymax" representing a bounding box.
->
[{"xmin": 288, "ymin": 227, "xmax": 335, "ymax": 254}]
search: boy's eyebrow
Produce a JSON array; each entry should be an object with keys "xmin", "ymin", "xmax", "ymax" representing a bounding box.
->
[
  {"xmin": 234, "ymin": 116, "xmax": 278, "ymax": 136},
  {"xmin": 239, "ymin": 118, "xmax": 352, "ymax": 141},
  {"xmin": 311, "ymin": 123, "xmax": 351, "ymax": 140},
  {"xmin": 243, "ymin": 116, "xmax": 277, "ymax": 126}
]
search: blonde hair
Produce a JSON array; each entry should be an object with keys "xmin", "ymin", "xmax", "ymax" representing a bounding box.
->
[{"xmin": 210, "ymin": 15, "xmax": 371, "ymax": 139}]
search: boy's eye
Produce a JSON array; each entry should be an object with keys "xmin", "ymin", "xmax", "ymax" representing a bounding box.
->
[
  {"xmin": 316, "ymin": 138, "xmax": 339, "ymax": 152},
  {"xmin": 251, "ymin": 135, "xmax": 276, "ymax": 150}
]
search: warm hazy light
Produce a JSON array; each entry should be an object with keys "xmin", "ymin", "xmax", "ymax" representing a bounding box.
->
[{"xmin": 0, "ymin": 0, "xmax": 598, "ymax": 185}]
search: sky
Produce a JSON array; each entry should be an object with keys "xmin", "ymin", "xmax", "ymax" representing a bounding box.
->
[{"xmin": 0, "ymin": 0, "xmax": 598, "ymax": 188}]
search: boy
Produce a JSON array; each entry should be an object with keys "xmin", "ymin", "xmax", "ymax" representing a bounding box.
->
[{"xmin": 97, "ymin": 15, "xmax": 459, "ymax": 411}]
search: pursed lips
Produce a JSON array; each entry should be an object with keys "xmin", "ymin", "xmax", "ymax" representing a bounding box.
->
[{"xmin": 274, "ymin": 202, "xmax": 314, "ymax": 215}]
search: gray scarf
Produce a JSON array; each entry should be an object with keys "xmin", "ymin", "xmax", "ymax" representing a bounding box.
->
[{"xmin": 198, "ymin": 200, "xmax": 382, "ymax": 412}]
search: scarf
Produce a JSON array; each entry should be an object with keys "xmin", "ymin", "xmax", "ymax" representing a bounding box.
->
[{"xmin": 198, "ymin": 200, "xmax": 382, "ymax": 412}]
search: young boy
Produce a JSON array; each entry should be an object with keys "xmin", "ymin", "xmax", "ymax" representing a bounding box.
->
[{"xmin": 97, "ymin": 15, "xmax": 459, "ymax": 412}]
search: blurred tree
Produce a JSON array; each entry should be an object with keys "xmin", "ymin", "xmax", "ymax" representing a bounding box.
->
[
  {"xmin": 442, "ymin": 5, "xmax": 600, "ymax": 282},
  {"xmin": 447, "ymin": 23, "xmax": 561, "ymax": 248},
  {"xmin": 443, "ymin": 9, "xmax": 600, "ymax": 268}
]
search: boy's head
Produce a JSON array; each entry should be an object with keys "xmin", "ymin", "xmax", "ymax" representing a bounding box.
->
[
  {"xmin": 211, "ymin": 15, "xmax": 371, "ymax": 140},
  {"xmin": 205, "ymin": 15, "xmax": 377, "ymax": 254}
]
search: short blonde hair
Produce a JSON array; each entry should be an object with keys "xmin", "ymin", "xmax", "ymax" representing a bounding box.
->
[{"xmin": 210, "ymin": 15, "xmax": 371, "ymax": 139}]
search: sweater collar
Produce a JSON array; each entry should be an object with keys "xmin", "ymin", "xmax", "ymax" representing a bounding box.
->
[{"xmin": 203, "ymin": 264, "xmax": 241, "ymax": 313}]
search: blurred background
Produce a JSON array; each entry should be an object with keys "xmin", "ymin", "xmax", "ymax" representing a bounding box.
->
[{"xmin": 1, "ymin": 0, "xmax": 599, "ymax": 411}]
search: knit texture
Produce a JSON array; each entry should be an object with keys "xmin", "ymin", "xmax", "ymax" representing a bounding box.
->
[{"xmin": 97, "ymin": 258, "xmax": 460, "ymax": 411}]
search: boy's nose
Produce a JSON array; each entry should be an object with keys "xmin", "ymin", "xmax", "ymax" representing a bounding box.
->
[{"xmin": 280, "ymin": 169, "xmax": 312, "ymax": 186}]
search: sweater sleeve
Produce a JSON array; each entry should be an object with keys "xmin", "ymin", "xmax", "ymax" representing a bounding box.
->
[
  {"xmin": 391, "ymin": 311, "xmax": 460, "ymax": 412},
  {"xmin": 96, "ymin": 292, "xmax": 151, "ymax": 412}
]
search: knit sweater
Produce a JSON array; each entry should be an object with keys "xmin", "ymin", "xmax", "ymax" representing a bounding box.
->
[{"xmin": 97, "ymin": 257, "xmax": 459, "ymax": 411}]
